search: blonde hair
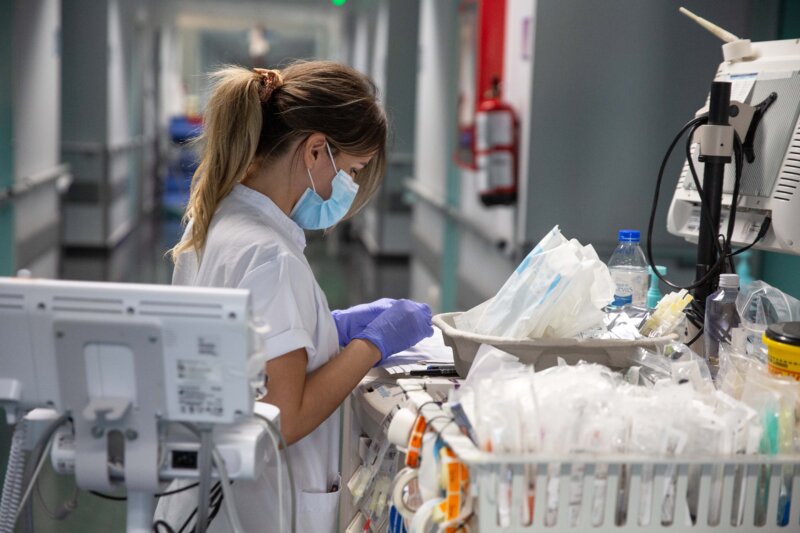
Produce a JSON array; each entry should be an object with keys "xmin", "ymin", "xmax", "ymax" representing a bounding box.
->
[{"xmin": 170, "ymin": 60, "xmax": 388, "ymax": 262}]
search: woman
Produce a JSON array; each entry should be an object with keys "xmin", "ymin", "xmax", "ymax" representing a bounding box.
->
[{"xmin": 161, "ymin": 61, "xmax": 433, "ymax": 532}]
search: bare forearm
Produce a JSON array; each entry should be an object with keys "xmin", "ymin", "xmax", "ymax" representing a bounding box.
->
[{"xmin": 264, "ymin": 339, "xmax": 380, "ymax": 444}]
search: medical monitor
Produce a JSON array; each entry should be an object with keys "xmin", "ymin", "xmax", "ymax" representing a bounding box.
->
[
  {"xmin": 667, "ymin": 39, "xmax": 800, "ymax": 255},
  {"xmin": 0, "ymin": 277, "xmax": 255, "ymax": 424}
]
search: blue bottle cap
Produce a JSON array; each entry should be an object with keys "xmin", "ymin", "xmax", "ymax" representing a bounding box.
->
[{"xmin": 618, "ymin": 230, "xmax": 640, "ymax": 243}]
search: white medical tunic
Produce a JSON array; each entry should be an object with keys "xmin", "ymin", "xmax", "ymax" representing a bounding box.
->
[{"xmin": 158, "ymin": 184, "xmax": 342, "ymax": 533}]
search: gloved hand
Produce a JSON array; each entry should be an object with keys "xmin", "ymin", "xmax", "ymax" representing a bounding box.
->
[
  {"xmin": 331, "ymin": 298, "xmax": 396, "ymax": 346},
  {"xmin": 353, "ymin": 299, "xmax": 434, "ymax": 363}
]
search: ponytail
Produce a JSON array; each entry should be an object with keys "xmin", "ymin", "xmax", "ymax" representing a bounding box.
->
[
  {"xmin": 169, "ymin": 67, "xmax": 264, "ymax": 262},
  {"xmin": 170, "ymin": 60, "xmax": 388, "ymax": 263}
]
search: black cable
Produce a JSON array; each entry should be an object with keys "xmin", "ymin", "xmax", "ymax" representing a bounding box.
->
[
  {"xmin": 647, "ymin": 111, "xmax": 749, "ymax": 295},
  {"xmin": 89, "ymin": 482, "xmax": 202, "ymax": 502},
  {"xmin": 646, "ymin": 116, "xmax": 728, "ymax": 291},
  {"xmin": 89, "ymin": 490, "xmax": 127, "ymax": 502},
  {"xmin": 178, "ymin": 482, "xmax": 223, "ymax": 533},
  {"xmin": 204, "ymin": 485, "xmax": 225, "ymax": 528},
  {"xmin": 727, "ymin": 133, "xmax": 744, "ymax": 267},
  {"xmin": 730, "ymin": 217, "xmax": 772, "ymax": 256},
  {"xmin": 177, "ymin": 499, "xmax": 199, "ymax": 533},
  {"xmin": 686, "ymin": 326, "xmax": 704, "ymax": 347},
  {"xmin": 153, "ymin": 520, "xmax": 177, "ymax": 533},
  {"xmin": 684, "ymin": 122, "xmax": 727, "ymax": 259}
]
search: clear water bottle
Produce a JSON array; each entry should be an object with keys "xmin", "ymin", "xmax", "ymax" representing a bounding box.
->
[
  {"xmin": 608, "ymin": 230, "xmax": 649, "ymax": 308},
  {"xmin": 704, "ymin": 273, "xmax": 741, "ymax": 378}
]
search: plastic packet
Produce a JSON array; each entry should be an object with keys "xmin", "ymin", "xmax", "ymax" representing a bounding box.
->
[
  {"xmin": 456, "ymin": 226, "xmax": 614, "ymax": 339},
  {"xmin": 629, "ymin": 346, "xmax": 672, "ymax": 386},
  {"xmin": 658, "ymin": 427, "xmax": 690, "ymax": 526},
  {"xmin": 671, "ymin": 358, "xmax": 714, "ymax": 394},
  {"xmin": 628, "ymin": 412, "xmax": 667, "ymax": 525},
  {"xmin": 713, "ymin": 391, "xmax": 761, "ymax": 526},
  {"xmin": 532, "ymin": 368, "xmax": 599, "ymax": 527},
  {"xmin": 740, "ymin": 366, "xmax": 800, "ymax": 526},
  {"xmin": 685, "ymin": 406, "xmax": 737, "ymax": 526},
  {"xmin": 575, "ymin": 404, "xmax": 629, "ymax": 526},
  {"xmin": 464, "ymin": 344, "xmax": 525, "ymax": 389},
  {"xmin": 741, "ymin": 368, "xmax": 800, "ymax": 454},
  {"xmin": 717, "ymin": 337, "xmax": 766, "ymax": 399}
]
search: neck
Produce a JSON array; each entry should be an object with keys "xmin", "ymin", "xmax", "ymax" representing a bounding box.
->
[{"xmin": 241, "ymin": 156, "xmax": 298, "ymax": 215}]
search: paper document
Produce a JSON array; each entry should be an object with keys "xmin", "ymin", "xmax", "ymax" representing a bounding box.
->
[{"xmin": 379, "ymin": 327, "xmax": 454, "ymax": 375}]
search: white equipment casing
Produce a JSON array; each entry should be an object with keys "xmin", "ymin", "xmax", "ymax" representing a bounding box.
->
[
  {"xmin": 0, "ymin": 277, "xmax": 274, "ymax": 532},
  {"xmin": 51, "ymin": 405, "xmax": 280, "ymax": 482},
  {"xmin": 667, "ymin": 39, "xmax": 800, "ymax": 255},
  {"xmin": 0, "ymin": 277, "xmax": 253, "ymax": 424}
]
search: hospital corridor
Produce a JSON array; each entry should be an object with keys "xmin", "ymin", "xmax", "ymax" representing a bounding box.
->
[{"xmin": 2, "ymin": 1, "xmax": 800, "ymax": 532}]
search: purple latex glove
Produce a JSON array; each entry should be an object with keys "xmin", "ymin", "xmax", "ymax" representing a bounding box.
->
[
  {"xmin": 353, "ymin": 299, "xmax": 434, "ymax": 363},
  {"xmin": 331, "ymin": 298, "xmax": 396, "ymax": 347}
]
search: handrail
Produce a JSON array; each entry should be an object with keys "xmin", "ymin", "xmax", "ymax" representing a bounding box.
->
[{"xmin": 0, "ymin": 164, "xmax": 72, "ymax": 205}]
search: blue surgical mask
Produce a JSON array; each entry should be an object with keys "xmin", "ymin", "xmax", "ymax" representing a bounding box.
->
[{"xmin": 290, "ymin": 143, "xmax": 360, "ymax": 230}]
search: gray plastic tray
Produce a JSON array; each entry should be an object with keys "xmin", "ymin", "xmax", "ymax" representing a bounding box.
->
[{"xmin": 433, "ymin": 312, "xmax": 678, "ymax": 378}]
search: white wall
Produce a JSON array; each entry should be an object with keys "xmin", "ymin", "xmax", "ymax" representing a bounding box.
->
[
  {"xmin": 13, "ymin": 0, "xmax": 62, "ymax": 277},
  {"xmin": 61, "ymin": 0, "xmax": 158, "ymax": 248},
  {"xmin": 409, "ymin": 0, "xmax": 458, "ymax": 306},
  {"xmin": 505, "ymin": 0, "xmax": 537, "ymax": 247},
  {"xmin": 108, "ymin": 0, "xmax": 131, "ymax": 147},
  {"xmin": 412, "ymin": 0, "xmax": 456, "ymax": 203},
  {"xmin": 13, "ymin": 0, "xmax": 60, "ymax": 181}
]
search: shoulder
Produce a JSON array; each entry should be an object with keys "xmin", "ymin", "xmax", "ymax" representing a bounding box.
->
[
  {"xmin": 238, "ymin": 249, "xmax": 313, "ymax": 293},
  {"xmin": 205, "ymin": 209, "xmax": 298, "ymax": 274}
]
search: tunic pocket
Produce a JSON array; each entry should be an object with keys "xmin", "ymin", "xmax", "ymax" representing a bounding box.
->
[{"xmin": 296, "ymin": 480, "xmax": 341, "ymax": 533}]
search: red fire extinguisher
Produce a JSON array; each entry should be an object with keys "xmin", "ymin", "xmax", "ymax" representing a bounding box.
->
[{"xmin": 475, "ymin": 78, "xmax": 518, "ymax": 206}]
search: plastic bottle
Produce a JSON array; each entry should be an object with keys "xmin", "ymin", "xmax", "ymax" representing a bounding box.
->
[
  {"xmin": 608, "ymin": 230, "xmax": 649, "ymax": 308},
  {"xmin": 704, "ymin": 273, "xmax": 741, "ymax": 378}
]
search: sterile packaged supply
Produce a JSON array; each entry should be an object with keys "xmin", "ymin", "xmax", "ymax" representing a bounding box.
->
[
  {"xmin": 455, "ymin": 345, "xmax": 773, "ymax": 527},
  {"xmin": 639, "ymin": 289, "xmax": 693, "ymax": 338},
  {"xmin": 627, "ymin": 341, "xmax": 713, "ymax": 390},
  {"xmin": 455, "ymin": 225, "xmax": 615, "ymax": 339},
  {"xmin": 578, "ymin": 311, "xmax": 642, "ymax": 340},
  {"xmin": 738, "ymin": 367, "xmax": 800, "ymax": 526},
  {"xmin": 716, "ymin": 332, "xmax": 766, "ymax": 399}
]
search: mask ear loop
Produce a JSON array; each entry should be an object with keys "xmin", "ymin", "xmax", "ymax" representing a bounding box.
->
[
  {"xmin": 325, "ymin": 142, "xmax": 339, "ymax": 174},
  {"xmin": 305, "ymin": 168, "xmax": 317, "ymax": 193}
]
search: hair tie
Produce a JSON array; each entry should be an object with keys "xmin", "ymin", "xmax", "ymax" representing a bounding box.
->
[{"xmin": 253, "ymin": 68, "xmax": 284, "ymax": 102}]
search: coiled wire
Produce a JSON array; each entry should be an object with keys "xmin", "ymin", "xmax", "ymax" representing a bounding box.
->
[{"xmin": 0, "ymin": 419, "xmax": 28, "ymax": 533}]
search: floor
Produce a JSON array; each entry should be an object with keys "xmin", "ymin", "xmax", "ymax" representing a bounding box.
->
[{"xmin": 5, "ymin": 212, "xmax": 409, "ymax": 533}]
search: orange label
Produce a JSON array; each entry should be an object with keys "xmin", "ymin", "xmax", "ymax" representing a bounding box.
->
[
  {"xmin": 405, "ymin": 416, "xmax": 427, "ymax": 467},
  {"xmin": 768, "ymin": 362, "xmax": 800, "ymax": 381}
]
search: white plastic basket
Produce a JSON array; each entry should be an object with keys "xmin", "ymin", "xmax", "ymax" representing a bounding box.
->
[
  {"xmin": 399, "ymin": 379, "xmax": 800, "ymax": 532},
  {"xmin": 433, "ymin": 312, "xmax": 677, "ymax": 378}
]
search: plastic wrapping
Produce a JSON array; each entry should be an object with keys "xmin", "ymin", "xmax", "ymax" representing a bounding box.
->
[
  {"xmin": 455, "ymin": 226, "xmax": 615, "ymax": 339},
  {"xmin": 455, "ymin": 345, "xmax": 776, "ymax": 529},
  {"xmin": 628, "ymin": 342, "xmax": 713, "ymax": 391}
]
